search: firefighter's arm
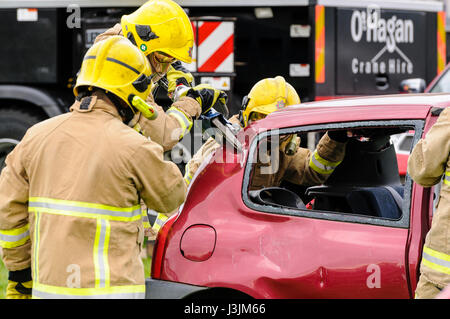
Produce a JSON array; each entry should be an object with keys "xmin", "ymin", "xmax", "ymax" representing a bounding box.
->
[
  {"xmin": 135, "ymin": 94, "xmax": 201, "ymax": 152},
  {"xmin": 130, "ymin": 140, "xmax": 187, "ymax": 215},
  {"xmin": 284, "ymin": 132, "xmax": 347, "ymax": 186},
  {"xmin": 408, "ymin": 108, "xmax": 450, "ymax": 187},
  {"xmin": 0, "ymin": 143, "xmax": 32, "ymax": 299}
]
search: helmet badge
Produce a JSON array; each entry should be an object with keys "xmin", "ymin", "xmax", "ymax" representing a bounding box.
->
[{"xmin": 276, "ymin": 100, "xmax": 286, "ymax": 109}]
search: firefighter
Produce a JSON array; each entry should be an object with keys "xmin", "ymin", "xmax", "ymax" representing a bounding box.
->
[
  {"xmin": 184, "ymin": 76, "xmax": 348, "ymax": 190},
  {"xmin": 95, "ymin": 0, "xmax": 226, "ymax": 244},
  {"xmin": 0, "ymin": 36, "xmax": 219, "ymax": 299},
  {"xmin": 95, "ymin": 0, "xmax": 226, "ymax": 151},
  {"xmin": 408, "ymin": 107, "xmax": 450, "ymax": 299}
]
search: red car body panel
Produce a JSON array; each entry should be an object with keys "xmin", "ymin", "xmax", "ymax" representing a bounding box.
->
[{"xmin": 152, "ymin": 94, "xmax": 449, "ymax": 299}]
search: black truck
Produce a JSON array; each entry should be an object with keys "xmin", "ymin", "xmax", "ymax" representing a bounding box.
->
[{"xmin": 0, "ymin": 0, "xmax": 445, "ymax": 171}]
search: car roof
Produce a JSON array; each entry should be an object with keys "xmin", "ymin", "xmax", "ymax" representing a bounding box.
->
[
  {"xmin": 297, "ymin": 93, "xmax": 450, "ymax": 108},
  {"xmin": 249, "ymin": 93, "xmax": 449, "ymax": 131}
]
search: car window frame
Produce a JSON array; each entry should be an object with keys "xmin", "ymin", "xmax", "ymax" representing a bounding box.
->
[
  {"xmin": 241, "ymin": 119, "xmax": 425, "ymax": 229},
  {"xmin": 428, "ymin": 67, "xmax": 450, "ymax": 93}
]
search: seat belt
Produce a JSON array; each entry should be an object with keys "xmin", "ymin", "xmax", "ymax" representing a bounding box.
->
[{"xmin": 383, "ymin": 186, "xmax": 403, "ymax": 211}]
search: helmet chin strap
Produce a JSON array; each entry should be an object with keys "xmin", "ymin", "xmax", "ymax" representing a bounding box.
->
[{"xmin": 104, "ymin": 91, "xmax": 135, "ymax": 124}]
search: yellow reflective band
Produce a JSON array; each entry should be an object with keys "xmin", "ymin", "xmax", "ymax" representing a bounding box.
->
[
  {"xmin": 33, "ymin": 211, "xmax": 41, "ymax": 284},
  {"xmin": 309, "ymin": 150, "xmax": 342, "ymax": 175},
  {"xmin": 157, "ymin": 213, "xmax": 168, "ymax": 222},
  {"xmin": 0, "ymin": 224, "xmax": 29, "ymax": 236},
  {"xmin": 32, "ymin": 282, "xmax": 145, "ymax": 299},
  {"xmin": 422, "ymin": 246, "xmax": 450, "ymax": 275},
  {"xmin": 167, "ymin": 106, "xmax": 193, "ymax": 139},
  {"xmin": 94, "ymin": 219, "xmax": 111, "ymax": 289},
  {"xmin": 184, "ymin": 163, "xmax": 193, "ymax": 185},
  {"xmin": 143, "ymin": 221, "xmax": 151, "ymax": 229},
  {"xmin": 152, "ymin": 213, "xmax": 168, "ymax": 232},
  {"xmin": 28, "ymin": 197, "xmax": 142, "ymax": 222},
  {"xmin": 444, "ymin": 171, "xmax": 450, "ymax": 186},
  {"xmin": 184, "ymin": 171, "xmax": 192, "ymax": 185},
  {"xmin": 141, "ymin": 208, "xmax": 151, "ymax": 229},
  {"xmin": 0, "ymin": 224, "xmax": 30, "ymax": 249}
]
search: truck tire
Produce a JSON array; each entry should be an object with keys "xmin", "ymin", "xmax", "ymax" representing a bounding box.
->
[{"xmin": 0, "ymin": 108, "xmax": 43, "ymax": 171}]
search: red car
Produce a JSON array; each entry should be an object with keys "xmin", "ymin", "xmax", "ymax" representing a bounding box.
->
[
  {"xmin": 147, "ymin": 93, "xmax": 446, "ymax": 299},
  {"xmin": 399, "ymin": 63, "xmax": 450, "ymax": 94}
]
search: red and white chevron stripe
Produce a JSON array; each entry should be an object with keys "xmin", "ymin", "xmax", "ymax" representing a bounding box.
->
[
  {"xmin": 182, "ymin": 20, "xmax": 234, "ymax": 73},
  {"xmin": 197, "ymin": 21, "xmax": 234, "ymax": 73}
]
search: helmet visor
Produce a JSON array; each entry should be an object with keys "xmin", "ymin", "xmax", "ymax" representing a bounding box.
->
[{"xmin": 153, "ymin": 51, "xmax": 176, "ymax": 64}]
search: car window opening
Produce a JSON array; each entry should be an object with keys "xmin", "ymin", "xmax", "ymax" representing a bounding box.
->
[{"xmin": 246, "ymin": 126, "xmax": 415, "ymax": 221}]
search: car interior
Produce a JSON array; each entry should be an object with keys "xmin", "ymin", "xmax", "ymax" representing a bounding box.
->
[{"xmin": 248, "ymin": 126, "xmax": 414, "ymax": 220}]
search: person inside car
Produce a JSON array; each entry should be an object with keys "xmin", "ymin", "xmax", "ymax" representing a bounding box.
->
[{"xmin": 184, "ymin": 76, "xmax": 349, "ymax": 191}]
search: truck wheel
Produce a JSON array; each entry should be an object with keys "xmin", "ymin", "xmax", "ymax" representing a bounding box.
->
[{"xmin": 0, "ymin": 109, "xmax": 43, "ymax": 171}]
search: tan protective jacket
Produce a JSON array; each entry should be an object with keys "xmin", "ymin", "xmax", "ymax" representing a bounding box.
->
[
  {"xmin": 185, "ymin": 116, "xmax": 347, "ymax": 189},
  {"xmin": 95, "ymin": 23, "xmax": 201, "ymax": 152},
  {"xmin": 0, "ymin": 93, "xmax": 187, "ymax": 298},
  {"xmin": 408, "ymin": 107, "xmax": 450, "ymax": 289}
]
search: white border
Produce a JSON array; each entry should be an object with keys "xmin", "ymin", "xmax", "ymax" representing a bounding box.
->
[
  {"xmin": 318, "ymin": 0, "xmax": 444, "ymax": 12},
  {"xmin": 0, "ymin": 0, "xmax": 309, "ymax": 8},
  {"xmin": 0, "ymin": 0, "xmax": 443, "ymax": 12}
]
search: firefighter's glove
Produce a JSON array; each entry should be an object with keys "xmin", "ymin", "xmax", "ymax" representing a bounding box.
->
[
  {"xmin": 327, "ymin": 130, "xmax": 349, "ymax": 143},
  {"xmin": 6, "ymin": 268, "xmax": 32, "ymax": 299},
  {"xmin": 166, "ymin": 61, "xmax": 194, "ymax": 96},
  {"xmin": 185, "ymin": 84, "xmax": 228, "ymax": 115}
]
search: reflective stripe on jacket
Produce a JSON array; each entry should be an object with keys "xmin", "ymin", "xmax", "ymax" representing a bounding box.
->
[
  {"xmin": 444, "ymin": 171, "xmax": 450, "ymax": 186},
  {"xmin": 249, "ymin": 133, "xmax": 346, "ymax": 190},
  {"xmin": 152, "ymin": 213, "xmax": 169, "ymax": 232},
  {"xmin": 408, "ymin": 107, "xmax": 450, "ymax": 287},
  {"xmin": 421, "ymin": 245, "xmax": 450, "ymax": 276},
  {"xmin": 0, "ymin": 93, "xmax": 187, "ymax": 298},
  {"xmin": 0, "ymin": 224, "xmax": 30, "ymax": 249}
]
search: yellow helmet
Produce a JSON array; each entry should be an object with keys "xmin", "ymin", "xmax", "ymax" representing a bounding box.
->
[
  {"xmin": 74, "ymin": 35, "xmax": 155, "ymax": 117},
  {"xmin": 121, "ymin": 0, "xmax": 194, "ymax": 63},
  {"xmin": 241, "ymin": 76, "xmax": 301, "ymax": 127}
]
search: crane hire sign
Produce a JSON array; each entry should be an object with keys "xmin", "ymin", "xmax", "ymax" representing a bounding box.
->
[
  {"xmin": 336, "ymin": 8, "xmax": 426, "ymax": 95},
  {"xmin": 350, "ymin": 11, "xmax": 414, "ymax": 74}
]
